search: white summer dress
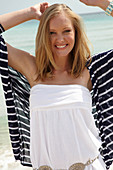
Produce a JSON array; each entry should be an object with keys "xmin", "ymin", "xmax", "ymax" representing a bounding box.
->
[{"xmin": 29, "ymin": 84, "xmax": 106, "ymax": 170}]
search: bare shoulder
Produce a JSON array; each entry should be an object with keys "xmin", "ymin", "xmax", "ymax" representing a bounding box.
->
[
  {"xmin": 85, "ymin": 68, "xmax": 92, "ymax": 91},
  {"xmin": 81, "ymin": 67, "xmax": 92, "ymax": 91}
]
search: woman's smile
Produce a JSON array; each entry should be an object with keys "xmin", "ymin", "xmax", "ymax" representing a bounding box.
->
[{"xmin": 55, "ymin": 44, "xmax": 68, "ymax": 49}]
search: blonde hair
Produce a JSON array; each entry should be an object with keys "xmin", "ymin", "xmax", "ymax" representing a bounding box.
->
[{"xmin": 35, "ymin": 4, "xmax": 91, "ymax": 80}]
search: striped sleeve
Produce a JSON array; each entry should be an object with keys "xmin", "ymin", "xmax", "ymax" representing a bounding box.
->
[
  {"xmin": 87, "ymin": 50, "xmax": 113, "ymax": 169},
  {"xmin": 0, "ymin": 31, "xmax": 21, "ymax": 160},
  {"xmin": 0, "ymin": 28, "xmax": 32, "ymax": 167}
]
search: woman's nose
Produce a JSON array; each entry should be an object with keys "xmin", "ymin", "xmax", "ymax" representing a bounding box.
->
[{"xmin": 56, "ymin": 34, "xmax": 64, "ymax": 42}]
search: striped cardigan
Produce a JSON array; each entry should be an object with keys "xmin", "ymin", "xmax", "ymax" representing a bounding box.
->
[{"xmin": 0, "ymin": 24, "xmax": 113, "ymax": 169}]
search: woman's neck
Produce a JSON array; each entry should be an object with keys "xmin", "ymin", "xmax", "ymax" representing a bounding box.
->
[{"xmin": 54, "ymin": 55, "xmax": 71, "ymax": 72}]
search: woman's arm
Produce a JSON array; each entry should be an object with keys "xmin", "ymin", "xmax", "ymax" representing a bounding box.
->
[
  {"xmin": 0, "ymin": 2, "xmax": 49, "ymax": 31},
  {"xmin": 0, "ymin": 2, "xmax": 49, "ymax": 86},
  {"xmin": 79, "ymin": 0, "xmax": 113, "ymax": 16},
  {"xmin": 6, "ymin": 43, "xmax": 38, "ymax": 86}
]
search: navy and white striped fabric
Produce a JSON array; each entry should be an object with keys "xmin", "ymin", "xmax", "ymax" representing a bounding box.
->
[
  {"xmin": 0, "ymin": 24, "xmax": 31, "ymax": 167},
  {"xmin": 0, "ymin": 24, "xmax": 113, "ymax": 169},
  {"xmin": 87, "ymin": 50, "xmax": 113, "ymax": 169}
]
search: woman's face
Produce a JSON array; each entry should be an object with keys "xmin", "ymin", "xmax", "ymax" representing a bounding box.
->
[{"xmin": 49, "ymin": 12, "xmax": 75, "ymax": 60}]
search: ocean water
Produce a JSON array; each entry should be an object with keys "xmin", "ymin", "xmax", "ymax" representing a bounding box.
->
[{"xmin": 0, "ymin": 12, "xmax": 113, "ymax": 169}]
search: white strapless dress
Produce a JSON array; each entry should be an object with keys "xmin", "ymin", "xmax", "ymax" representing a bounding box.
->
[{"xmin": 29, "ymin": 84, "xmax": 106, "ymax": 170}]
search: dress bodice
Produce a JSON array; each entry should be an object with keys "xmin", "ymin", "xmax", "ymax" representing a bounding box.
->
[{"xmin": 30, "ymin": 84, "xmax": 92, "ymax": 111}]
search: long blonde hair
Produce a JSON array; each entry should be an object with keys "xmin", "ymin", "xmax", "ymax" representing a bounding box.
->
[{"xmin": 35, "ymin": 4, "xmax": 91, "ymax": 80}]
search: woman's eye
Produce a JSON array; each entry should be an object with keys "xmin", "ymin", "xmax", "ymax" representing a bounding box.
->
[
  {"xmin": 50, "ymin": 32, "xmax": 55, "ymax": 35},
  {"xmin": 64, "ymin": 30, "xmax": 71, "ymax": 33}
]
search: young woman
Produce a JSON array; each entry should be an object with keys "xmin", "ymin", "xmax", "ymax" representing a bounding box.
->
[{"xmin": 0, "ymin": 0, "xmax": 113, "ymax": 169}]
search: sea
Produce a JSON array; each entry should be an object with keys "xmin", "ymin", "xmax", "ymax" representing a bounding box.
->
[{"xmin": 0, "ymin": 12, "xmax": 113, "ymax": 170}]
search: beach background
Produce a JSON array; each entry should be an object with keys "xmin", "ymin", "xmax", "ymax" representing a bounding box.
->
[{"xmin": 0, "ymin": 12, "xmax": 113, "ymax": 169}]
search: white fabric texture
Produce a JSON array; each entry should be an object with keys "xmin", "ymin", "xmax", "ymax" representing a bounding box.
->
[{"xmin": 29, "ymin": 84, "xmax": 106, "ymax": 170}]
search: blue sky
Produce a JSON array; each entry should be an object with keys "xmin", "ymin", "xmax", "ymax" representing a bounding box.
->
[{"xmin": 1, "ymin": 0, "xmax": 102, "ymax": 14}]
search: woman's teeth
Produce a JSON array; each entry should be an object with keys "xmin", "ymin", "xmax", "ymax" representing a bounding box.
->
[{"xmin": 56, "ymin": 45, "xmax": 67, "ymax": 48}]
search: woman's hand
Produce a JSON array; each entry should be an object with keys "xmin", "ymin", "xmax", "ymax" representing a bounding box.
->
[
  {"xmin": 30, "ymin": 2, "xmax": 50, "ymax": 20},
  {"xmin": 0, "ymin": 2, "xmax": 50, "ymax": 30},
  {"xmin": 79, "ymin": 0, "xmax": 110, "ymax": 11}
]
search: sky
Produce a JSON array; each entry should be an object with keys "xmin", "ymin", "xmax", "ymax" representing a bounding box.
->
[{"xmin": 0, "ymin": 0, "xmax": 103, "ymax": 15}]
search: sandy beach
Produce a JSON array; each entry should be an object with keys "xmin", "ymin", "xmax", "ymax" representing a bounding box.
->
[{"xmin": 0, "ymin": 147, "xmax": 32, "ymax": 170}]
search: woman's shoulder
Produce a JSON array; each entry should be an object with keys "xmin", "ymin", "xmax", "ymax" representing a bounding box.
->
[
  {"xmin": 87, "ymin": 49, "xmax": 113, "ymax": 70},
  {"xmin": 92, "ymin": 49, "xmax": 113, "ymax": 63}
]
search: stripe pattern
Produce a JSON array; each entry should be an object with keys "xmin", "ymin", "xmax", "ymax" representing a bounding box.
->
[
  {"xmin": 0, "ymin": 24, "xmax": 113, "ymax": 169},
  {"xmin": 0, "ymin": 24, "xmax": 32, "ymax": 167},
  {"xmin": 87, "ymin": 50, "xmax": 113, "ymax": 169}
]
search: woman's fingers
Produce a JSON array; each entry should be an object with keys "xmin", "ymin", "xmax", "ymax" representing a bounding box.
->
[{"xmin": 33, "ymin": 2, "xmax": 50, "ymax": 20}]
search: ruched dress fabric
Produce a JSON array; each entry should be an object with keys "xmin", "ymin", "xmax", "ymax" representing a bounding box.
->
[{"xmin": 29, "ymin": 84, "xmax": 106, "ymax": 170}]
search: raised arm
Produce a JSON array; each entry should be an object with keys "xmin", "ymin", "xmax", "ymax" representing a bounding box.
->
[
  {"xmin": 0, "ymin": 2, "xmax": 49, "ymax": 31},
  {"xmin": 80, "ymin": 0, "xmax": 113, "ymax": 16},
  {"xmin": 0, "ymin": 2, "xmax": 49, "ymax": 87}
]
